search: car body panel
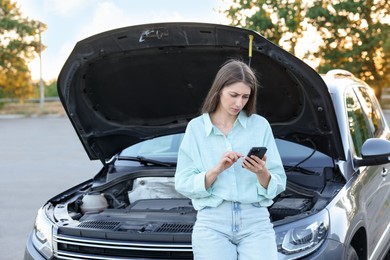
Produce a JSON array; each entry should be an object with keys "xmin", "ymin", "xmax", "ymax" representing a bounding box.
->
[{"xmin": 323, "ymin": 73, "xmax": 390, "ymax": 259}]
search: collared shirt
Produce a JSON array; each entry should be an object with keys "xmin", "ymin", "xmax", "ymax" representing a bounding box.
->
[{"xmin": 175, "ymin": 111, "xmax": 286, "ymax": 210}]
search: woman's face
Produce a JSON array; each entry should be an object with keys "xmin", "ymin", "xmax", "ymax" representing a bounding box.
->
[{"xmin": 217, "ymin": 82, "xmax": 251, "ymax": 116}]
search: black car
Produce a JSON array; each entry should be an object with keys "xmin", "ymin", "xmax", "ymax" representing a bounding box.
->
[{"xmin": 24, "ymin": 22, "xmax": 390, "ymax": 260}]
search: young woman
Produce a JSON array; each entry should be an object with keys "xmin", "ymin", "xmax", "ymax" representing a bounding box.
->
[{"xmin": 175, "ymin": 59, "xmax": 286, "ymax": 260}]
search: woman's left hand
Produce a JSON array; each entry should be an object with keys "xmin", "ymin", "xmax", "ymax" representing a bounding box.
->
[
  {"xmin": 242, "ymin": 155, "xmax": 271, "ymax": 188},
  {"xmin": 242, "ymin": 154, "xmax": 268, "ymax": 175}
]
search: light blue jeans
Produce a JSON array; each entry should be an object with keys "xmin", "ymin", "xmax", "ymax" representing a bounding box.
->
[{"xmin": 192, "ymin": 201, "xmax": 278, "ymax": 260}]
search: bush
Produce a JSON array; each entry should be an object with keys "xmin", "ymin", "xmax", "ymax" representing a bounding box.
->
[{"xmin": 44, "ymin": 80, "xmax": 58, "ymax": 97}]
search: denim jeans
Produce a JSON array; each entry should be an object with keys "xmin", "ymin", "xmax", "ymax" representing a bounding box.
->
[{"xmin": 192, "ymin": 201, "xmax": 277, "ymax": 260}]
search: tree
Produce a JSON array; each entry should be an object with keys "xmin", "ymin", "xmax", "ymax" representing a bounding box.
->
[
  {"xmin": 0, "ymin": 0, "xmax": 46, "ymax": 99},
  {"xmin": 223, "ymin": 0, "xmax": 389, "ymax": 97},
  {"xmin": 306, "ymin": 0, "xmax": 389, "ymax": 96},
  {"xmin": 43, "ymin": 80, "xmax": 58, "ymax": 97},
  {"xmin": 223, "ymin": 0, "xmax": 309, "ymax": 56}
]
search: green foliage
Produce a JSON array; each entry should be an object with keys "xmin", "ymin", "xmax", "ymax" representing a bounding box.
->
[
  {"xmin": 44, "ymin": 80, "xmax": 58, "ymax": 97},
  {"xmin": 306, "ymin": 0, "xmax": 389, "ymax": 95},
  {"xmin": 0, "ymin": 0, "xmax": 47, "ymax": 99},
  {"xmin": 224, "ymin": 0, "xmax": 308, "ymax": 55},
  {"xmin": 223, "ymin": 0, "xmax": 390, "ymax": 96},
  {"xmin": 31, "ymin": 80, "xmax": 58, "ymax": 99},
  {"xmin": 0, "ymin": 85, "xmax": 7, "ymax": 101}
]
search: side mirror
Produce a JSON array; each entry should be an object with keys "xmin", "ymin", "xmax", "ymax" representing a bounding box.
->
[{"xmin": 354, "ymin": 138, "xmax": 390, "ymax": 167}]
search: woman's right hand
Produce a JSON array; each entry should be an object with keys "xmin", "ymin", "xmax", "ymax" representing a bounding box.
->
[
  {"xmin": 205, "ymin": 151, "xmax": 243, "ymax": 189},
  {"xmin": 216, "ymin": 151, "xmax": 243, "ymax": 173}
]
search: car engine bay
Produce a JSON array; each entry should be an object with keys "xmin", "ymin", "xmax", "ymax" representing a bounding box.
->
[{"xmin": 52, "ymin": 166, "xmax": 344, "ymax": 241}]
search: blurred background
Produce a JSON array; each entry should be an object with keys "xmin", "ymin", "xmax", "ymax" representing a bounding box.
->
[
  {"xmin": 0, "ymin": 0, "xmax": 389, "ymax": 115},
  {"xmin": 0, "ymin": 1, "xmax": 389, "ymax": 259}
]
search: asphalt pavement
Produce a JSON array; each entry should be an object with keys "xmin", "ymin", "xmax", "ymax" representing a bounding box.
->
[
  {"xmin": 1, "ymin": 110, "xmax": 389, "ymax": 260},
  {"xmin": 0, "ymin": 116, "xmax": 101, "ymax": 259}
]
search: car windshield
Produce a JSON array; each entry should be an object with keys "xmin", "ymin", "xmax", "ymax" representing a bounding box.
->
[
  {"xmin": 118, "ymin": 134, "xmax": 333, "ymax": 169},
  {"xmin": 118, "ymin": 134, "xmax": 185, "ymax": 165}
]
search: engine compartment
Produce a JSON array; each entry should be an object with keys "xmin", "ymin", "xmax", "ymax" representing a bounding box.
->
[{"xmin": 53, "ymin": 165, "xmax": 344, "ymax": 241}]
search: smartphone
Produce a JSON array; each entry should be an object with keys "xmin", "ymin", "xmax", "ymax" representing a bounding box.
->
[{"xmin": 247, "ymin": 147, "xmax": 267, "ymax": 159}]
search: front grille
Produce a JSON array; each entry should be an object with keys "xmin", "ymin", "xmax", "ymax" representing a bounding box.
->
[{"xmin": 54, "ymin": 226, "xmax": 193, "ymax": 259}]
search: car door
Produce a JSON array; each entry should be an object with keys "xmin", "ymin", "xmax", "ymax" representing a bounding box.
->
[{"xmin": 346, "ymin": 85, "xmax": 390, "ymax": 258}]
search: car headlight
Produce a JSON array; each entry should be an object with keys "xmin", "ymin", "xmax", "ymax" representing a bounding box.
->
[
  {"xmin": 31, "ymin": 207, "xmax": 54, "ymax": 259},
  {"xmin": 275, "ymin": 210, "xmax": 329, "ymax": 259}
]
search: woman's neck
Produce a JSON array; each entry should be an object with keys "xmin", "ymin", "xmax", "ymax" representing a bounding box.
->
[{"xmin": 210, "ymin": 110, "xmax": 238, "ymax": 135}]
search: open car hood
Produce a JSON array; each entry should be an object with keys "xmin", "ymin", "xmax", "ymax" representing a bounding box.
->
[{"xmin": 58, "ymin": 22, "xmax": 344, "ymax": 163}]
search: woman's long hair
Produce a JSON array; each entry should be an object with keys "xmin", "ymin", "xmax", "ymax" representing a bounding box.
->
[{"xmin": 201, "ymin": 59, "xmax": 258, "ymax": 116}]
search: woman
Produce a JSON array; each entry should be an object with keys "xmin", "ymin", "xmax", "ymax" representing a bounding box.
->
[{"xmin": 175, "ymin": 59, "xmax": 286, "ymax": 260}]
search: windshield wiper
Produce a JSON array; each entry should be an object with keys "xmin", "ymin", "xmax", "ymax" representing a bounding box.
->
[
  {"xmin": 284, "ymin": 165, "xmax": 320, "ymax": 175},
  {"xmin": 117, "ymin": 156, "xmax": 176, "ymax": 167}
]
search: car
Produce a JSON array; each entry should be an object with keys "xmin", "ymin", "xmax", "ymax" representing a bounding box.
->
[{"xmin": 24, "ymin": 22, "xmax": 390, "ymax": 260}]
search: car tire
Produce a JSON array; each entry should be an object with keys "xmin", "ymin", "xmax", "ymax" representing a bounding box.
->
[{"xmin": 346, "ymin": 244, "xmax": 359, "ymax": 260}]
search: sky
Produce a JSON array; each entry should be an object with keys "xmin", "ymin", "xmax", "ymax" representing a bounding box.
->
[{"xmin": 15, "ymin": 0, "xmax": 231, "ymax": 82}]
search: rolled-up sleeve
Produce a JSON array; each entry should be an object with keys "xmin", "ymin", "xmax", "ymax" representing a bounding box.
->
[
  {"xmin": 256, "ymin": 166, "xmax": 286, "ymax": 200},
  {"xmin": 175, "ymin": 122, "xmax": 211, "ymax": 199},
  {"xmin": 256, "ymin": 123, "xmax": 286, "ymax": 199}
]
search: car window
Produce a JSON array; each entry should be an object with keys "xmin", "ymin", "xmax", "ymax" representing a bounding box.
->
[
  {"xmin": 357, "ymin": 86, "xmax": 384, "ymax": 137},
  {"xmin": 346, "ymin": 89, "xmax": 371, "ymax": 157}
]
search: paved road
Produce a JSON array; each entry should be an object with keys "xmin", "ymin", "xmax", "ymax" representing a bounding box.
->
[
  {"xmin": 1, "ymin": 111, "xmax": 389, "ymax": 259},
  {"xmin": 0, "ymin": 116, "xmax": 101, "ymax": 259}
]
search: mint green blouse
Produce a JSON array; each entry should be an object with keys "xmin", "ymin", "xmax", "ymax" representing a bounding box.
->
[{"xmin": 175, "ymin": 112, "xmax": 286, "ymax": 210}]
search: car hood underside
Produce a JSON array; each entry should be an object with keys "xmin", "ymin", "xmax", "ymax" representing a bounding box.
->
[{"xmin": 57, "ymin": 22, "xmax": 344, "ymax": 162}]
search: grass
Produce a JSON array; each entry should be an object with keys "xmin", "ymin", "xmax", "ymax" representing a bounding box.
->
[{"xmin": 0, "ymin": 101, "xmax": 66, "ymax": 117}]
